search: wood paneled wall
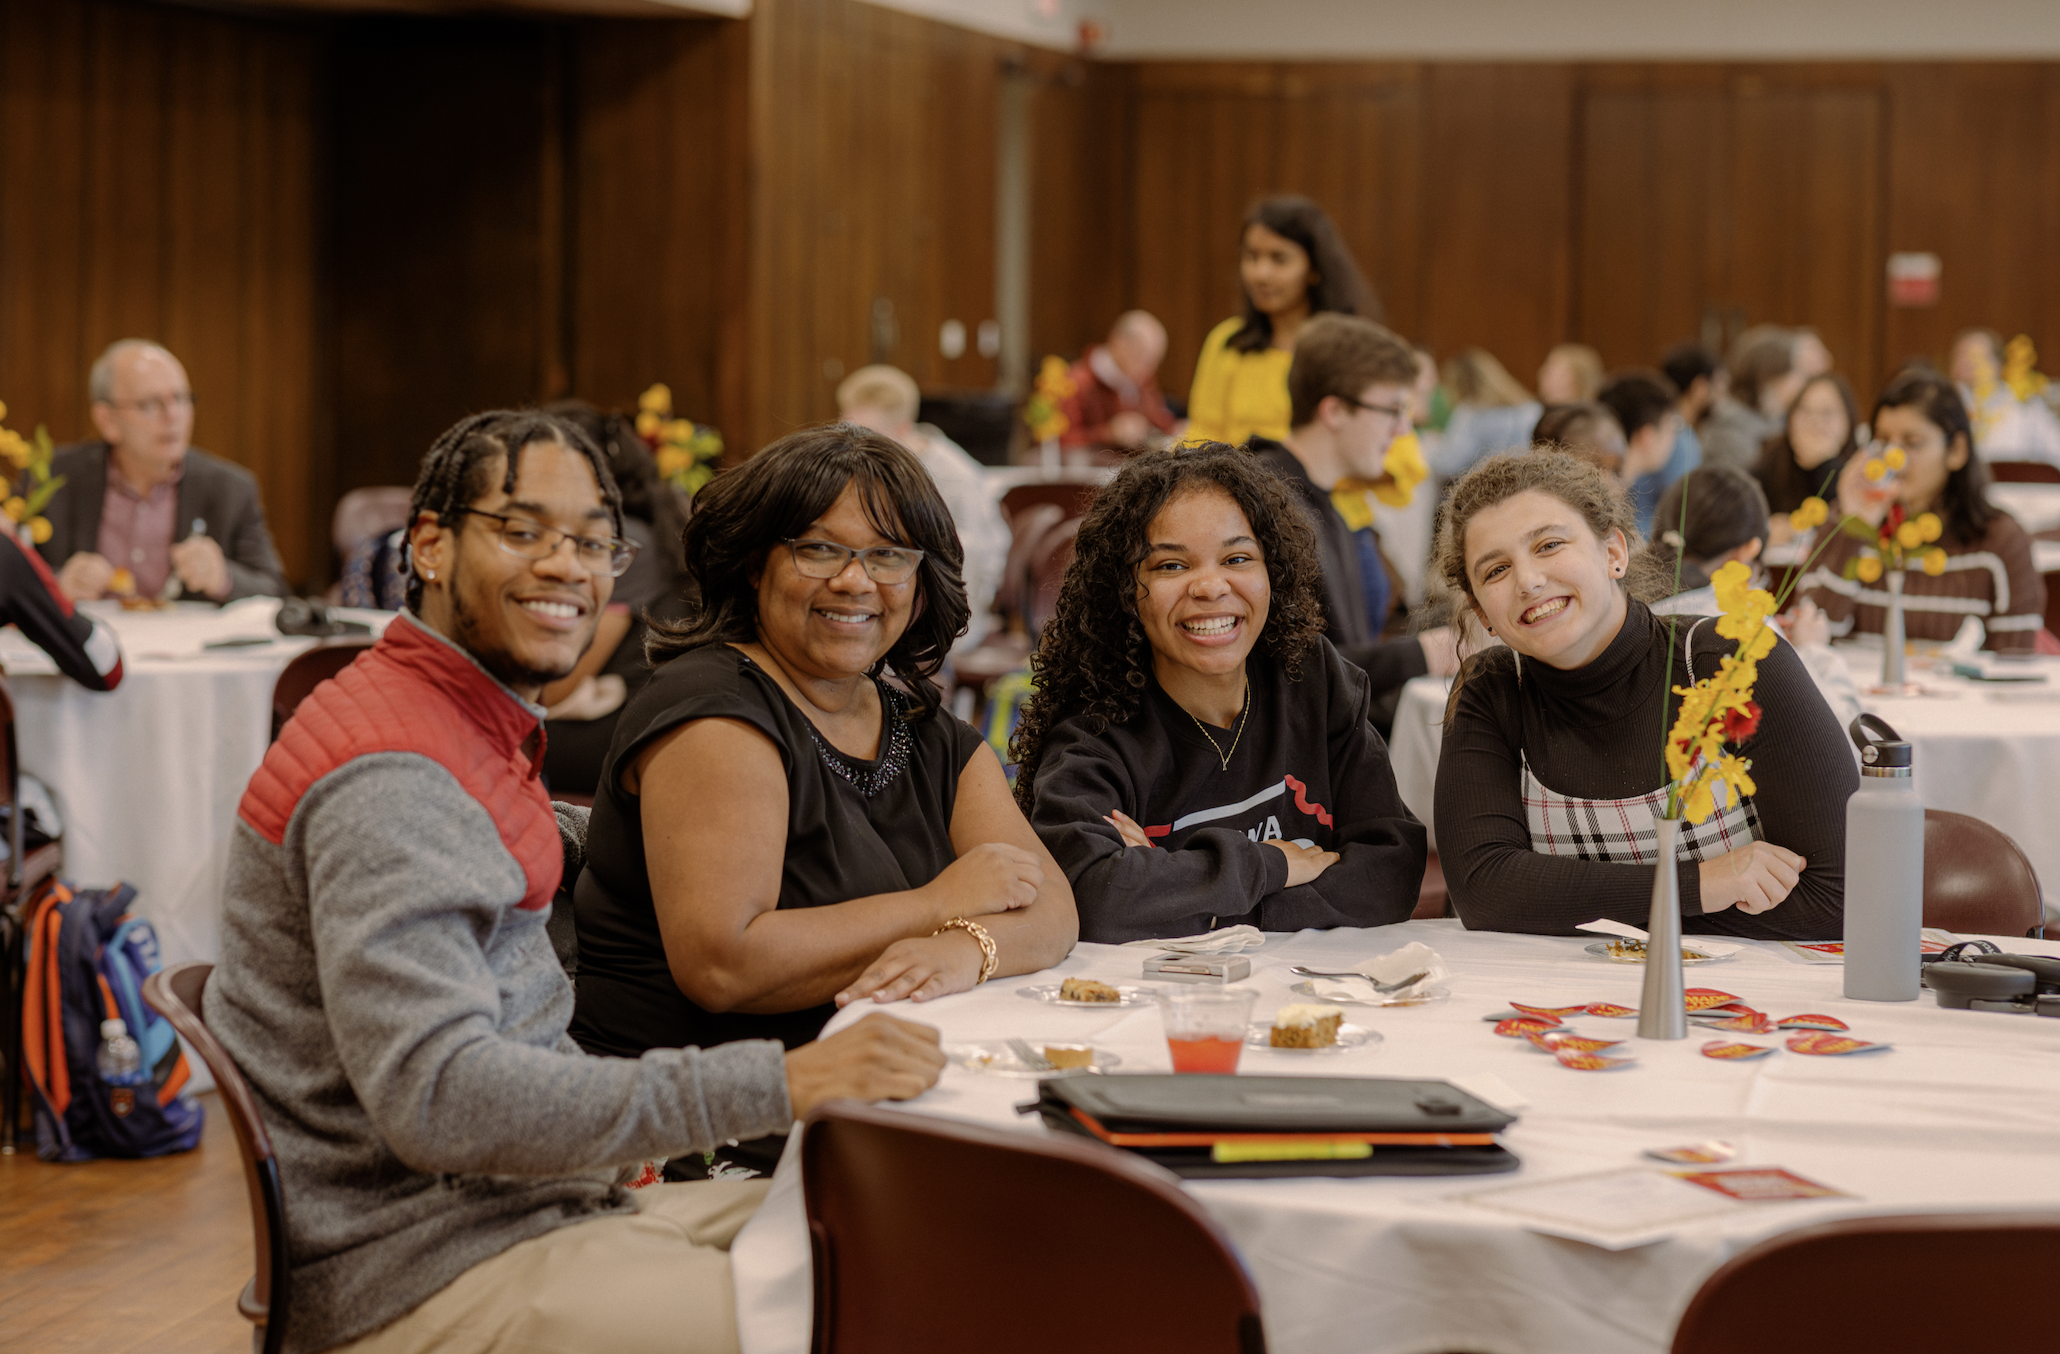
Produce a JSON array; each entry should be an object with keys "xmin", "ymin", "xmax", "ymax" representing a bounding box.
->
[
  {"xmin": 0, "ymin": 0, "xmax": 319, "ymax": 580},
  {"xmin": 1109, "ymin": 60, "xmax": 2060, "ymax": 408}
]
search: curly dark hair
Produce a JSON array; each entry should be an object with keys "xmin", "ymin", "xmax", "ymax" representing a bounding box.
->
[
  {"xmin": 1009, "ymin": 443, "xmax": 1326, "ymax": 810},
  {"xmin": 645, "ymin": 423, "xmax": 968, "ymax": 719}
]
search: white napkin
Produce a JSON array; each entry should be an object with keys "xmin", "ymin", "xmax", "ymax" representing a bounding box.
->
[
  {"xmin": 1119, "ymin": 924, "xmax": 1265, "ymax": 954},
  {"xmin": 1299, "ymin": 940, "xmax": 1448, "ymax": 1003}
]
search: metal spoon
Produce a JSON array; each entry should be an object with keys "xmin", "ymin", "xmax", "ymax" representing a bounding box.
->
[
  {"xmin": 1288, "ymin": 966, "xmax": 1429, "ymax": 994},
  {"xmin": 1006, "ymin": 1038, "xmax": 1055, "ymax": 1071}
]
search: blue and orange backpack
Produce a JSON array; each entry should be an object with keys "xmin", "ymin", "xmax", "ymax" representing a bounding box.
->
[{"xmin": 21, "ymin": 881, "xmax": 204, "ymax": 1161}]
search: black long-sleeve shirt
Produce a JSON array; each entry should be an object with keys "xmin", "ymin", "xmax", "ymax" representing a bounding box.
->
[
  {"xmin": 2, "ymin": 531, "xmax": 122, "ymax": 690},
  {"xmin": 1030, "ymin": 637, "xmax": 1427, "ymax": 943},
  {"xmin": 1436, "ymin": 600, "xmax": 1852, "ymax": 939}
]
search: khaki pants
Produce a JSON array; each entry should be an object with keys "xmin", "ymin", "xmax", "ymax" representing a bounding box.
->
[{"xmin": 330, "ymin": 1179, "xmax": 772, "ymax": 1354}]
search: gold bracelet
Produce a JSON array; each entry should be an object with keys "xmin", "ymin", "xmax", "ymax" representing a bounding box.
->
[{"xmin": 933, "ymin": 917, "xmax": 998, "ymax": 984}]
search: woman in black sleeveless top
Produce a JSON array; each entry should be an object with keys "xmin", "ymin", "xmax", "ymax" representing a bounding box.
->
[{"xmin": 572, "ymin": 427, "xmax": 1076, "ymax": 1059}]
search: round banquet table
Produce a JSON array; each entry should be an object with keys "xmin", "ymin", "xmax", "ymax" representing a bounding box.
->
[
  {"xmin": 1389, "ymin": 645, "xmax": 2060, "ymax": 913},
  {"xmin": 1, "ymin": 598, "xmax": 394, "ymax": 970},
  {"xmin": 729, "ymin": 922, "xmax": 2060, "ymax": 1354}
]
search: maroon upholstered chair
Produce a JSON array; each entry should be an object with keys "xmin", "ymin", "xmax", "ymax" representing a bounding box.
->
[
  {"xmin": 1922, "ymin": 809, "xmax": 2044, "ymax": 937},
  {"xmin": 1, "ymin": 675, "xmax": 62, "ymax": 1151},
  {"xmin": 802, "ymin": 1100, "xmax": 1265, "ymax": 1354},
  {"xmin": 143, "ymin": 962, "xmax": 290, "ymax": 1354},
  {"xmin": 1673, "ymin": 1210, "xmax": 2060, "ymax": 1353},
  {"xmin": 270, "ymin": 637, "xmax": 375, "ymax": 741}
]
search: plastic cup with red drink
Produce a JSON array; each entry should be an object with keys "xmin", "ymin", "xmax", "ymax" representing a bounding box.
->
[{"xmin": 1157, "ymin": 987, "xmax": 1258, "ymax": 1073}]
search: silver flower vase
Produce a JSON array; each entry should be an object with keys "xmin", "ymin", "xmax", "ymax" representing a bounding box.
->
[
  {"xmin": 1881, "ymin": 568, "xmax": 1906, "ymax": 688},
  {"xmin": 1638, "ymin": 813, "xmax": 1688, "ymax": 1040}
]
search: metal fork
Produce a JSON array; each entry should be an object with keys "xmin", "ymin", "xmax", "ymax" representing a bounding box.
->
[
  {"xmin": 1006, "ymin": 1038, "xmax": 1055, "ymax": 1071},
  {"xmin": 1288, "ymin": 966, "xmax": 1429, "ymax": 994}
]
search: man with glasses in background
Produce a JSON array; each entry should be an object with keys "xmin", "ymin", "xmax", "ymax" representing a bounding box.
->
[
  {"xmin": 1246, "ymin": 314, "xmax": 1459, "ymax": 734},
  {"xmin": 39, "ymin": 338, "xmax": 287, "ymax": 602}
]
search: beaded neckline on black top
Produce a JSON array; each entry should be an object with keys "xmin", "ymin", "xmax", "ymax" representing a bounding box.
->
[{"xmin": 805, "ymin": 684, "xmax": 914, "ymax": 797}]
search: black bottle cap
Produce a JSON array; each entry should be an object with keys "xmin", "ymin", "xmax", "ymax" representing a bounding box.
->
[{"xmin": 1849, "ymin": 713, "xmax": 1913, "ymax": 768}]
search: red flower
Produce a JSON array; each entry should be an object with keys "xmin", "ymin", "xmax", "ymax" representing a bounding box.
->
[
  {"xmin": 1887, "ymin": 501, "xmax": 1907, "ymax": 529},
  {"xmin": 1721, "ymin": 702, "xmax": 1762, "ymax": 743}
]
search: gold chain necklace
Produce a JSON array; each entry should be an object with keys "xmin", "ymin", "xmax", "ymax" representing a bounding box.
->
[{"xmin": 1185, "ymin": 682, "xmax": 1251, "ymax": 772}]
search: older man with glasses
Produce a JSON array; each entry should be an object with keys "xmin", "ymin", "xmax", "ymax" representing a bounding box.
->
[{"xmin": 39, "ymin": 338, "xmax": 287, "ymax": 603}]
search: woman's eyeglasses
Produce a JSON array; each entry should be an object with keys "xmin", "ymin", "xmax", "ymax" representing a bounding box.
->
[
  {"xmin": 458, "ymin": 510, "xmax": 640, "ymax": 577},
  {"xmin": 783, "ymin": 538, "xmax": 925, "ymax": 584}
]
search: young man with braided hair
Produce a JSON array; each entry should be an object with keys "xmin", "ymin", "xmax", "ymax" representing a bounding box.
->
[{"xmin": 208, "ymin": 410, "xmax": 943, "ymax": 1354}]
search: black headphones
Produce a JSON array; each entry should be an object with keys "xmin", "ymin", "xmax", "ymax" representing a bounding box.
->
[{"xmin": 1922, "ymin": 948, "xmax": 2060, "ymax": 1016}]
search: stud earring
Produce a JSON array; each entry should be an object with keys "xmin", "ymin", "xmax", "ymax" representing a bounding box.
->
[{"xmin": 425, "ymin": 568, "xmax": 436, "ymax": 580}]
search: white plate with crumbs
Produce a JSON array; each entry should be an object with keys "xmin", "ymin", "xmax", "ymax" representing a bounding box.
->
[
  {"xmin": 946, "ymin": 1043, "xmax": 1122, "ymax": 1077},
  {"xmin": 1016, "ymin": 983, "xmax": 1157, "ymax": 1008},
  {"xmin": 1242, "ymin": 1023, "xmax": 1382, "ymax": 1054},
  {"xmin": 1583, "ymin": 941, "xmax": 1734, "ymax": 966}
]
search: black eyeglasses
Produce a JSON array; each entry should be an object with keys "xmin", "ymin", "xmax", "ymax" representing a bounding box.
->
[
  {"xmin": 457, "ymin": 510, "xmax": 640, "ymax": 577},
  {"xmin": 782, "ymin": 538, "xmax": 926, "ymax": 584},
  {"xmin": 1339, "ymin": 396, "xmax": 1410, "ymax": 424}
]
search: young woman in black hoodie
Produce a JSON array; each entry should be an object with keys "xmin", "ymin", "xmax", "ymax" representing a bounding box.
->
[{"xmin": 1012, "ymin": 443, "xmax": 1426, "ymax": 943}]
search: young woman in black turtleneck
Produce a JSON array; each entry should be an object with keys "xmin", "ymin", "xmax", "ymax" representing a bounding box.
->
[{"xmin": 1432, "ymin": 452, "xmax": 1854, "ymax": 939}]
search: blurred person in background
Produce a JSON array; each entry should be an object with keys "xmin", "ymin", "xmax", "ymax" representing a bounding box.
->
[
  {"xmin": 1245, "ymin": 315, "xmax": 1460, "ymax": 733},
  {"xmin": 1802, "ymin": 371, "xmax": 2044, "ymax": 652},
  {"xmin": 1430, "ymin": 347, "xmax": 1540, "ymax": 480},
  {"xmin": 1597, "ymin": 368, "xmax": 1691, "ymax": 535},
  {"xmin": 41, "ymin": 339, "xmax": 287, "ymax": 603},
  {"xmin": 1754, "ymin": 373, "xmax": 1860, "ymax": 543},
  {"xmin": 837, "ymin": 365, "xmax": 1007, "ymax": 651},
  {"xmin": 1702, "ymin": 326, "xmax": 1805, "ymax": 472},
  {"xmin": 1661, "ymin": 342, "xmax": 1725, "ymax": 435},
  {"xmin": 1531, "ymin": 401, "xmax": 1674, "ymax": 488},
  {"xmin": 1186, "ymin": 195, "xmax": 1381, "ymax": 446},
  {"xmin": 1537, "ymin": 343, "xmax": 1604, "ymax": 404},
  {"xmin": 1060, "ymin": 310, "xmax": 1182, "ymax": 454},
  {"xmin": 1948, "ymin": 328, "xmax": 2060, "ymax": 464}
]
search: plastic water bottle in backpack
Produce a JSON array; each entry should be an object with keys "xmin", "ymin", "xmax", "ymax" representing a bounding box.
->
[{"xmin": 96, "ymin": 1018, "xmax": 148, "ymax": 1118}]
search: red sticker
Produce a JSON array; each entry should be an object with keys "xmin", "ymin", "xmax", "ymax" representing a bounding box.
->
[
  {"xmin": 1555, "ymin": 1049, "xmax": 1637, "ymax": 1071},
  {"xmin": 1672, "ymin": 1167, "xmax": 1849, "ymax": 1200},
  {"xmin": 1706, "ymin": 1011, "xmax": 1775, "ymax": 1034},
  {"xmin": 1700, "ymin": 1040, "xmax": 1775, "ymax": 1060},
  {"xmin": 1684, "ymin": 988, "xmax": 1743, "ymax": 1011},
  {"xmin": 1787, "ymin": 1033, "xmax": 1890, "ymax": 1056},
  {"xmin": 1776, "ymin": 1014, "xmax": 1849, "ymax": 1032},
  {"xmin": 1584, "ymin": 1002, "xmax": 1638, "ymax": 1018},
  {"xmin": 1494, "ymin": 1017, "xmax": 1565, "ymax": 1038},
  {"xmin": 1511, "ymin": 1001, "xmax": 1591, "ymax": 1019},
  {"xmin": 1529, "ymin": 1031, "xmax": 1626, "ymax": 1054}
]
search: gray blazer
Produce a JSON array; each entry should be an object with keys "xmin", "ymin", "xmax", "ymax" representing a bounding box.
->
[{"xmin": 37, "ymin": 441, "xmax": 288, "ymax": 601}]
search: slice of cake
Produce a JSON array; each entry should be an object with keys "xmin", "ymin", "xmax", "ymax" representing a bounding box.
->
[
  {"xmin": 1059, "ymin": 977, "xmax": 1121, "ymax": 1003},
  {"xmin": 1270, "ymin": 1003, "xmax": 1345, "ymax": 1048},
  {"xmin": 1041, "ymin": 1044, "xmax": 1095, "ymax": 1070}
]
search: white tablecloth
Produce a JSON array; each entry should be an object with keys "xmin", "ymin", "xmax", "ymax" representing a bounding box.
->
[
  {"xmin": 2, "ymin": 599, "xmax": 393, "ymax": 968},
  {"xmin": 1390, "ymin": 648, "xmax": 2060, "ymax": 908},
  {"xmin": 732, "ymin": 924, "xmax": 2060, "ymax": 1354}
]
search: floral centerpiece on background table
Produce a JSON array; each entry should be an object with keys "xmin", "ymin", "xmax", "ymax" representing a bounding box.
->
[
  {"xmin": 1838, "ymin": 446, "xmax": 1943, "ymax": 688},
  {"xmin": 636, "ymin": 383, "xmax": 724, "ymax": 499},
  {"xmin": 1, "ymin": 401, "xmax": 62, "ymax": 547}
]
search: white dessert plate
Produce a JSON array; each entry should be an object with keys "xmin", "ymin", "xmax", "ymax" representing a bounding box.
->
[
  {"xmin": 1583, "ymin": 941, "xmax": 1734, "ymax": 966},
  {"xmin": 945, "ymin": 1043, "xmax": 1122, "ymax": 1078},
  {"xmin": 1016, "ymin": 982, "xmax": 1158, "ymax": 1008},
  {"xmin": 1288, "ymin": 980, "xmax": 1450, "ymax": 1008},
  {"xmin": 1242, "ymin": 1022, "xmax": 1382, "ymax": 1053}
]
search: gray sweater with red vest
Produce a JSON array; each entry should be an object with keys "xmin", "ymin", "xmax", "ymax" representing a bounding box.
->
[{"xmin": 207, "ymin": 612, "xmax": 792, "ymax": 1354}]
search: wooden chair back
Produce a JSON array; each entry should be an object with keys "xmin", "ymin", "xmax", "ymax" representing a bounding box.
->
[
  {"xmin": 271, "ymin": 639, "xmax": 375, "ymax": 740},
  {"xmin": 142, "ymin": 962, "xmax": 290, "ymax": 1354},
  {"xmin": 1986, "ymin": 460, "xmax": 2060, "ymax": 484},
  {"xmin": 802, "ymin": 1101, "xmax": 1265, "ymax": 1354},
  {"xmin": 1923, "ymin": 809, "xmax": 2044, "ymax": 936},
  {"xmin": 1673, "ymin": 1210, "xmax": 2060, "ymax": 1352}
]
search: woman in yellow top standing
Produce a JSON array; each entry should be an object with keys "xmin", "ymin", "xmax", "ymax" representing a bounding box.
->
[{"xmin": 1186, "ymin": 196, "xmax": 1381, "ymax": 446}]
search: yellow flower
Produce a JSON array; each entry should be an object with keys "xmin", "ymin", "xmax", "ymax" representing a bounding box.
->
[
  {"xmin": 655, "ymin": 447, "xmax": 690, "ymax": 476},
  {"xmin": 1882, "ymin": 446, "xmax": 1907, "ymax": 471},
  {"xmin": 1710, "ymin": 752, "xmax": 1758, "ymax": 808},
  {"xmin": 28, "ymin": 515, "xmax": 51, "ymax": 544},
  {"xmin": 1679, "ymin": 775, "xmax": 1716, "ymax": 825},
  {"xmin": 2, "ymin": 496, "xmax": 24, "ymax": 522},
  {"xmin": 1711, "ymin": 562, "xmax": 1777, "ymax": 662},
  {"xmin": 0, "ymin": 399, "xmax": 9, "ymax": 421},
  {"xmin": 1863, "ymin": 459, "xmax": 1886, "ymax": 481},
  {"xmin": 1855, "ymin": 555, "xmax": 1883, "ymax": 583},
  {"xmin": 638, "ymin": 384, "xmax": 672, "ymax": 415},
  {"xmin": 1916, "ymin": 512, "xmax": 1942, "ymax": 543},
  {"xmin": 1923, "ymin": 547, "xmax": 1947, "ymax": 576},
  {"xmin": 1896, "ymin": 521, "xmax": 1924, "ymax": 550},
  {"xmin": 1790, "ymin": 496, "xmax": 1829, "ymax": 531},
  {"xmin": 635, "ymin": 411, "xmax": 661, "ymax": 438}
]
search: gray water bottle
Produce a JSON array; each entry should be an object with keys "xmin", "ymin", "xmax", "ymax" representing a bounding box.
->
[{"xmin": 1843, "ymin": 715, "xmax": 1924, "ymax": 1001}]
